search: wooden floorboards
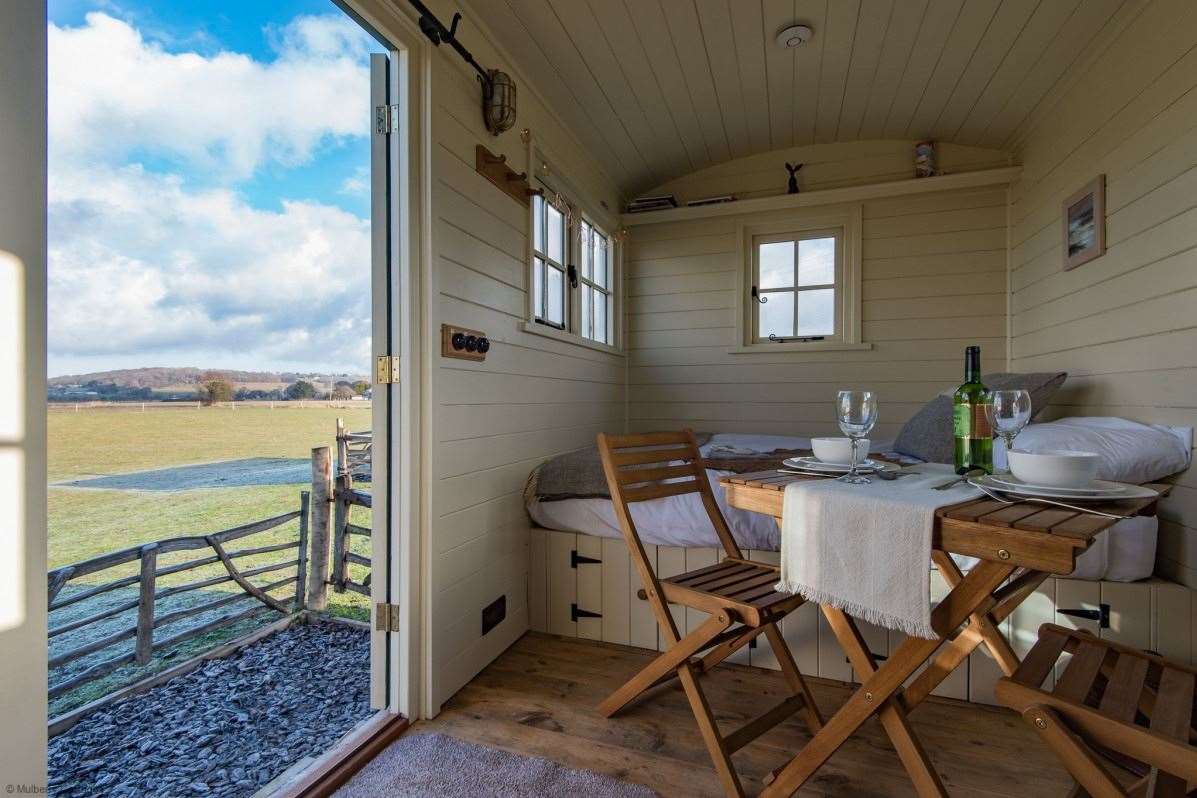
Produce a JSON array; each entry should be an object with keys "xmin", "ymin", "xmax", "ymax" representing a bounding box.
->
[{"xmin": 415, "ymin": 632, "xmax": 1075, "ymax": 797}]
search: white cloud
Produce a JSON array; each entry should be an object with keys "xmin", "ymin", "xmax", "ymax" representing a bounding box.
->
[
  {"xmin": 48, "ymin": 163, "xmax": 372, "ymax": 373},
  {"xmin": 49, "ymin": 12, "xmax": 373, "ymax": 179},
  {"xmin": 338, "ymin": 166, "xmax": 370, "ymax": 197}
]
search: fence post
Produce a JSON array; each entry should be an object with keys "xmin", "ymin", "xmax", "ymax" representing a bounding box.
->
[
  {"xmin": 295, "ymin": 491, "xmax": 310, "ymax": 611},
  {"xmin": 307, "ymin": 446, "xmax": 333, "ymax": 610},
  {"xmin": 135, "ymin": 543, "xmax": 158, "ymax": 665},
  {"xmin": 332, "ymin": 476, "xmax": 347, "ymax": 594}
]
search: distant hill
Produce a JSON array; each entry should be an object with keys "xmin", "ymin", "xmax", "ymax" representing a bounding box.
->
[{"xmin": 48, "ymin": 367, "xmax": 367, "ymax": 389}]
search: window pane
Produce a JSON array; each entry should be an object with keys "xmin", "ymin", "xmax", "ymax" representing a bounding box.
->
[
  {"xmin": 797, "ymin": 288, "xmax": 835, "ymax": 336},
  {"xmin": 758, "ymin": 241, "xmax": 794, "ymax": 289},
  {"xmin": 547, "ymin": 203, "xmax": 564, "ymax": 263},
  {"xmin": 581, "ymin": 284, "xmax": 592, "ymax": 339},
  {"xmin": 798, "ymin": 237, "xmax": 835, "ymax": 286},
  {"xmin": 594, "ymin": 286, "xmax": 607, "ymax": 344},
  {"xmin": 593, "ymin": 232, "xmax": 606, "ymax": 288},
  {"xmin": 533, "ymin": 195, "xmax": 544, "ymax": 254},
  {"xmin": 546, "ymin": 265, "xmax": 564, "ymax": 325},
  {"xmin": 533, "ymin": 257, "xmax": 544, "ymax": 318},
  {"xmin": 757, "ymin": 290, "xmax": 794, "ymax": 339},
  {"xmin": 580, "ymin": 221, "xmax": 591, "ymax": 280},
  {"xmin": 606, "ymin": 293, "xmax": 614, "ymax": 344}
]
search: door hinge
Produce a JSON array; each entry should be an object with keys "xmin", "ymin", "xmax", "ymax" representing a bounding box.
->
[
  {"xmin": 570, "ymin": 603, "xmax": 601, "ymax": 622},
  {"xmin": 375, "ymin": 355, "xmax": 400, "ymax": 385},
  {"xmin": 375, "ymin": 602, "xmax": 401, "ymax": 632},
  {"xmin": 1058, "ymin": 603, "xmax": 1110, "ymax": 629},
  {"xmin": 375, "ymin": 103, "xmax": 399, "ymax": 135},
  {"xmin": 570, "ymin": 550, "xmax": 601, "ymax": 568}
]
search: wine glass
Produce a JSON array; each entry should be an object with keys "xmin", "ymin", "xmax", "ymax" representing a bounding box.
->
[
  {"xmin": 836, "ymin": 390, "xmax": 878, "ymax": 484},
  {"xmin": 986, "ymin": 389, "xmax": 1032, "ymax": 473}
]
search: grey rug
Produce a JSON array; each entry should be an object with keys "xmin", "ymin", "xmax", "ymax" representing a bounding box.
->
[{"xmin": 333, "ymin": 732, "xmax": 658, "ymax": 798}]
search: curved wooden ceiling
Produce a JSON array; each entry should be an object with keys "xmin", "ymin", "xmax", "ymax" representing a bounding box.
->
[{"xmin": 477, "ymin": 0, "xmax": 1127, "ymax": 195}]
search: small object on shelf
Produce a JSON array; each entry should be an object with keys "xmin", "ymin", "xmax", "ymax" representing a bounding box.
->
[
  {"xmin": 625, "ymin": 194, "xmax": 677, "ymax": 213},
  {"xmin": 914, "ymin": 140, "xmax": 938, "ymax": 178},
  {"xmin": 686, "ymin": 194, "xmax": 736, "ymax": 207},
  {"xmin": 785, "ymin": 162, "xmax": 803, "ymax": 194},
  {"xmin": 442, "ymin": 324, "xmax": 489, "ymax": 361},
  {"xmin": 475, "ymin": 144, "xmax": 540, "ymax": 206}
]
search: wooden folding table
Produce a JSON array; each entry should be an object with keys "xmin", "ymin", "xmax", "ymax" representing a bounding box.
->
[{"xmin": 719, "ymin": 470, "xmax": 1169, "ymax": 797}]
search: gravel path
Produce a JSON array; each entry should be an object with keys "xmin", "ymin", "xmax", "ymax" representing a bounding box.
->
[{"xmin": 49, "ymin": 621, "xmax": 371, "ymax": 798}]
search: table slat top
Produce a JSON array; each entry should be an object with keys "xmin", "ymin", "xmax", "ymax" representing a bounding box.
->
[{"xmin": 720, "ymin": 470, "xmax": 1169, "ymax": 545}]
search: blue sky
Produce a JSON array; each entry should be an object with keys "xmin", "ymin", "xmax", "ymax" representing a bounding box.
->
[{"xmin": 47, "ymin": 1, "xmax": 384, "ymax": 377}]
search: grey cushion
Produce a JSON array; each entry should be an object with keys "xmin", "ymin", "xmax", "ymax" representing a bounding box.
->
[{"xmin": 892, "ymin": 372, "xmax": 1067, "ymax": 464}]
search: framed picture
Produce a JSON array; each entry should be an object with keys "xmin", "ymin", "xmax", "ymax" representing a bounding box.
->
[{"xmin": 1062, "ymin": 175, "xmax": 1105, "ymax": 270}]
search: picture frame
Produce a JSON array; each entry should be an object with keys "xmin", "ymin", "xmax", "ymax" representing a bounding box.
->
[{"xmin": 1061, "ymin": 174, "xmax": 1105, "ymax": 270}]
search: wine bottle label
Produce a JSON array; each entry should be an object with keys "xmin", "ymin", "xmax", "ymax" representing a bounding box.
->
[{"xmin": 954, "ymin": 403, "xmax": 993, "ymax": 439}]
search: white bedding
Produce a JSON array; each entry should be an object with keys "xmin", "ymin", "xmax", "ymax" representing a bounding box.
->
[{"xmin": 527, "ymin": 433, "xmax": 1161, "ymax": 581}]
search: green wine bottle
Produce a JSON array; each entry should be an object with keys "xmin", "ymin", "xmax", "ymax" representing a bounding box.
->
[{"xmin": 953, "ymin": 346, "xmax": 993, "ymax": 475}]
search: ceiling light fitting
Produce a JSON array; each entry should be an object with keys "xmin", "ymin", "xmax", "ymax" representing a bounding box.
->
[{"xmin": 775, "ymin": 24, "xmax": 814, "ymax": 49}]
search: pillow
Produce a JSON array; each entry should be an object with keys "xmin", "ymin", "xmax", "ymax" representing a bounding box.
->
[
  {"xmin": 893, "ymin": 371, "xmax": 1067, "ymax": 463},
  {"xmin": 993, "ymin": 416, "xmax": 1191, "ymax": 483}
]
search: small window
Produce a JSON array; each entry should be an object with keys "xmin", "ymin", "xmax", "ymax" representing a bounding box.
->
[
  {"xmin": 532, "ymin": 193, "xmax": 567, "ymax": 329},
  {"xmin": 579, "ymin": 219, "xmax": 614, "ymax": 345},
  {"xmin": 751, "ymin": 230, "xmax": 843, "ymax": 343}
]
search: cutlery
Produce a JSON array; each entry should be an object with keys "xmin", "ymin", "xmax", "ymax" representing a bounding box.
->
[
  {"xmin": 874, "ymin": 469, "xmax": 920, "ymax": 481},
  {"xmin": 933, "ymin": 469, "xmax": 985, "ymax": 491},
  {"xmin": 970, "ymin": 482, "xmax": 1131, "ymax": 520}
]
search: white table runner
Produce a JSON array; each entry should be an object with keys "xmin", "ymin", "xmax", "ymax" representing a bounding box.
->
[{"xmin": 775, "ymin": 464, "xmax": 981, "ymax": 639}]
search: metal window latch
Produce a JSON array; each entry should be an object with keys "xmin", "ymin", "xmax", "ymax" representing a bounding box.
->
[
  {"xmin": 567, "ymin": 264, "xmax": 578, "ymax": 288},
  {"xmin": 375, "ymin": 104, "xmax": 399, "ymax": 135},
  {"xmin": 751, "ymin": 285, "xmax": 767, "ymax": 304},
  {"xmin": 1058, "ymin": 603, "xmax": 1110, "ymax": 629},
  {"xmin": 570, "ymin": 550, "xmax": 601, "ymax": 568},
  {"xmin": 375, "ymin": 602, "xmax": 401, "ymax": 632},
  {"xmin": 570, "ymin": 603, "xmax": 601, "ymax": 621}
]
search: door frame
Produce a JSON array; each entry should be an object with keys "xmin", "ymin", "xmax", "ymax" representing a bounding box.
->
[{"xmin": 339, "ymin": 0, "xmax": 429, "ymax": 721}]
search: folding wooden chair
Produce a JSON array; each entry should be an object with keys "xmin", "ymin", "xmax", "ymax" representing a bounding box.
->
[
  {"xmin": 595, "ymin": 430, "xmax": 823, "ymax": 797},
  {"xmin": 995, "ymin": 623, "xmax": 1197, "ymax": 798}
]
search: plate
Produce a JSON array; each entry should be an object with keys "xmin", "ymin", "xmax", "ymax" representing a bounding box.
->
[
  {"xmin": 988, "ymin": 474, "xmax": 1127, "ymax": 496},
  {"xmin": 972, "ymin": 474, "xmax": 1158, "ymax": 501},
  {"xmin": 782, "ymin": 456, "xmax": 892, "ymax": 473}
]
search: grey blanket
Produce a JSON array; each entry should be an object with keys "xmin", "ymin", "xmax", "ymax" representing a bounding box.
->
[{"xmin": 528, "ymin": 435, "xmax": 709, "ymax": 502}]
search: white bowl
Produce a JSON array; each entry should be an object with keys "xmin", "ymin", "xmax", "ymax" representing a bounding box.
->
[
  {"xmin": 1007, "ymin": 449, "xmax": 1101, "ymax": 489},
  {"xmin": 812, "ymin": 437, "xmax": 869, "ymax": 465}
]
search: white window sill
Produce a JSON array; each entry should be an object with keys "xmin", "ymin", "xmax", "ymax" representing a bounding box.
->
[
  {"xmin": 521, "ymin": 321, "xmax": 625, "ymax": 357},
  {"xmin": 728, "ymin": 341, "xmax": 874, "ymax": 354}
]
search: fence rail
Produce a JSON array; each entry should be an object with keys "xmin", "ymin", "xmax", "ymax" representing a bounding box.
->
[{"xmin": 46, "ymin": 494, "xmax": 310, "ymax": 700}]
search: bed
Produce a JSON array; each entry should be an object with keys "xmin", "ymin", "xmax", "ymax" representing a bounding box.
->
[{"xmin": 526, "ymin": 432, "xmax": 1159, "ymax": 582}]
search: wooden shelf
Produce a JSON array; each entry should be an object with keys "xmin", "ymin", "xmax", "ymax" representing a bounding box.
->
[
  {"xmin": 475, "ymin": 144, "xmax": 540, "ymax": 206},
  {"xmin": 621, "ymin": 166, "xmax": 1021, "ymax": 226}
]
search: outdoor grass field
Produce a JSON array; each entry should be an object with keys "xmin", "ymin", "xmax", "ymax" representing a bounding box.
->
[{"xmin": 47, "ymin": 404, "xmax": 374, "ymax": 715}]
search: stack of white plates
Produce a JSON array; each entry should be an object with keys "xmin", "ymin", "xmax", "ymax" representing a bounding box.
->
[
  {"xmin": 781, "ymin": 456, "xmax": 898, "ymax": 474},
  {"xmin": 973, "ymin": 474, "xmax": 1157, "ymax": 501}
]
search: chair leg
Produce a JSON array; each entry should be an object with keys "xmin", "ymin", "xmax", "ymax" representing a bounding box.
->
[
  {"xmin": 1022, "ymin": 706, "xmax": 1126, "ymax": 798},
  {"xmin": 677, "ymin": 661, "xmax": 745, "ymax": 798},
  {"xmin": 598, "ymin": 611, "xmax": 733, "ymax": 718},
  {"xmin": 762, "ymin": 623, "xmax": 823, "ymax": 733}
]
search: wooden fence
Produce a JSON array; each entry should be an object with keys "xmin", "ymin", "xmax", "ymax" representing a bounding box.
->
[
  {"xmin": 47, "ymin": 493, "xmax": 310, "ymax": 700},
  {"xmin": 332, "ymin": 475, "xmax": 372, "ymax": 596}
]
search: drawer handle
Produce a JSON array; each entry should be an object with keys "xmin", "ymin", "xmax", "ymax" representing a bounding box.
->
[{"xmin": 1058, "ymin": 603, "xmax": 1110, "ymax": 629}]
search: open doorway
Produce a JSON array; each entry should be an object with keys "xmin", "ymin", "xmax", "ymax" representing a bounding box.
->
[{"xmin": 43, "ymin": 2, "xmax": 408, "ymax": 795}]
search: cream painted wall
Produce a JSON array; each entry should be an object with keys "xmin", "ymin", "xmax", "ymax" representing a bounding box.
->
[
  {"xmin": 418, "ymin": 0, "xmax": 625, "ymax": 710},
  {"xmin": 1007, "ymin": 0, "xmax": 1197, "ymax": 587},
  {"xmin": 625, "ymin": 142, "xmax": 1010, "ymax": 442},
  {"xmin": 1, "ymin": 0, "xmax": 48, "ymax": 788}
]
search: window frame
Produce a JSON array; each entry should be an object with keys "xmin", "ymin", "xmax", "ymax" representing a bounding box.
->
[
  {"xmin": 576, "ymin": 217, "xmax": 615, "ymax": 346},
  {"xmin": 751, "ymin": 228, "xmax": 843, "ymax": 343},
  {"xmin": 523, "ymin": 144, "xmax": 623, "ymax": 356},
  {"xmin": 530, "ymin": 192, "xmax": 569, "ymax": 331},
  {"xmin": 734, "ymin": 206, "xmax": 868, "ymax": 354}
]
